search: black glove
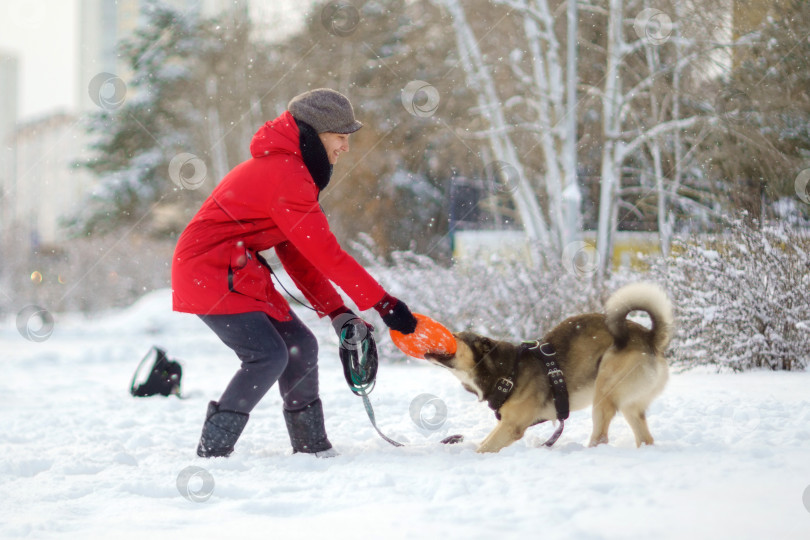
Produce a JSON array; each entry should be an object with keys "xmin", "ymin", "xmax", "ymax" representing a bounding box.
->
[{"xmin": 373, "ymin": 293, "xmax": 418, "ymax": 335}]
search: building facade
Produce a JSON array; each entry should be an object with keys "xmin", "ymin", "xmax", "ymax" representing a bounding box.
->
[{"xmin": 5, "ymin": 113, "xmax": 94, "ymax": 248}]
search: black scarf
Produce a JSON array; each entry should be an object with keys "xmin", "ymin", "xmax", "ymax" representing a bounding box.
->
[{"xmin": 295, "ymin": 118, "xmax": 333, "ymax": 193}]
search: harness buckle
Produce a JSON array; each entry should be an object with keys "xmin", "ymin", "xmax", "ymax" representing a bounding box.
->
[
  {"xmin": 539, "ymin": 342, "xmax": 556, "ymax": 356},
  {"xmin": 495, "ymin": 377, "xmax": 514, "ymax": 394}
]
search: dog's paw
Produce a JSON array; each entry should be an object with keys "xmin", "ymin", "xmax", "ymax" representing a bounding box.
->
[{"xmin": 588, "ymin": 435, "xmax": 609, "ymax": 447}]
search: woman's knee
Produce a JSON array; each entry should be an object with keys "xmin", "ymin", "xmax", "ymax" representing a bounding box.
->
[
  {"xmin": 288, "ymin": 329, "xmax": 318, "ymax": 363},
  {"xmin": 245, "ymin": 338, "xmax": 290, "ymax": 375}
]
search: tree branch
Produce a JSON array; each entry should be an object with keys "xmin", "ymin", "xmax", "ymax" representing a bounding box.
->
[{"xmin": 619, "ymin": 116, "xmax": 712, "ymax": 161}]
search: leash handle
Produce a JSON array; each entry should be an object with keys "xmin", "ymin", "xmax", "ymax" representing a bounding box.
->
[{"xmin": 340, "ymin": 327, "xmax": 378, "ymax": 395}]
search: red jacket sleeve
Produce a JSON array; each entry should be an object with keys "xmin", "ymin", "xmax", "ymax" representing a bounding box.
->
[{"xmin": 268, "ymin": 173, "xmax": 387, "ymax": 312}]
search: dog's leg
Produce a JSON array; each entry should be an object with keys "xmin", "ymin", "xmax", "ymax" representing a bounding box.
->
[
  {"xmin": 621, "ymin": 405, "xmax": 654, "ymax": 447},
  {"xmin": 589, "ymin": 397, "xmax": 617, "ymax": 447},
  {"xmin": 476, "ymin": 421, "xmax": 526, "ymax": 453}
]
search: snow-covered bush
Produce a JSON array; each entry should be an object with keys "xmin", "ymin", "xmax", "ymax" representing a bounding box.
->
[
  {"xmin": 358, "ymin": 220, "xmax": 810, "ymax": 372},
  {"xmin": 649, "ymin": 221, "xmax": 810, "ymax": 371}
]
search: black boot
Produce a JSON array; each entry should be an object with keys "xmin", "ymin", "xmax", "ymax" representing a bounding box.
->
[
  {"xmin": 283, "ymin": 398, "xmax": 336, "ymax": 457},
  {"xmin": 196, "ymin": 401, "xmax": 249, "ymax": 458}
]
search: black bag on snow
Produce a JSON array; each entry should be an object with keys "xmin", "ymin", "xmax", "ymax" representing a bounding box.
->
[{"xmin": 130, "ymin": 346, "xmax": 182, "ymax": 397}]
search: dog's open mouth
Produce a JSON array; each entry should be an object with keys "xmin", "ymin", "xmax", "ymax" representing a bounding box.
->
[{"xmin": 423, "ymin": 351, "xmax": 454, "ymax": 368}]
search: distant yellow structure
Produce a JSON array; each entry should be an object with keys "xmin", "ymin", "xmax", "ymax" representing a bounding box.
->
[
  {"xmin": 582, "ymin": 232, "xmax": 661, "ymax": 271},
  {"xmin": 453, "ymin": 230, "xmax": 662, "ymax": 271}
]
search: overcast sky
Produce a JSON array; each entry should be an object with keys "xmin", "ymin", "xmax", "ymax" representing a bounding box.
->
[{"xmin": 0, "ymin": 0, "xmax": 311, "ymax": 123}]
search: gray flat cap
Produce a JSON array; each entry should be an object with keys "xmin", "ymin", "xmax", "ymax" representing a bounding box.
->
[{"xmin": 287, "ymin": 88, "xmax": 363, "ymax": 134}]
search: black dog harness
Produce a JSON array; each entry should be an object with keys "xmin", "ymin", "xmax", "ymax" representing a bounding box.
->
[{"xmin": 486, "ymin": 340, "xmax": 570, "ymax": 447}]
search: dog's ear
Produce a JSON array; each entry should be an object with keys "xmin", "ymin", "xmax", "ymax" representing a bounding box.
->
[{"xmin": 472, "ymin": 336, "xmax": 496, "ymax": 356}]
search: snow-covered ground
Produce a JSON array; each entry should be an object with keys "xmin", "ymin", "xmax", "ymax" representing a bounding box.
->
[{"xmin": 2, "ymin": 289, "xmax": 810, "ymax": 539}]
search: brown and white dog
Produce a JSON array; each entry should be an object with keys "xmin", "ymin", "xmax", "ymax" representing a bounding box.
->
[{"xmin": 425, "ymin": 282, "xmax": 674, "ymax": 453}]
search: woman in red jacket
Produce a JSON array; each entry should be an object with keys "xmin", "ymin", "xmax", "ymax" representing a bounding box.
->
[{"xmin": 172, "ymin": 89, "xmax": 417, "ymax": 458}]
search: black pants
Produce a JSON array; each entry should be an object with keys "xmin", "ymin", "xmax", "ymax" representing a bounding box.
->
[{"xmin": 199, "ymin": 310, "xmax": 320, "ymax": 414}]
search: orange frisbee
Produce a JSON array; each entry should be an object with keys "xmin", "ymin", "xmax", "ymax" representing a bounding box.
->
[{"xmin": 390, "ymin": 313, "xmax": 457, "ymax": 359}]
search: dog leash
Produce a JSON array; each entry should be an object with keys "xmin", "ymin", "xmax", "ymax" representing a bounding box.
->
[
  {"xmin": 360, "ymin": 391, "xmax": 405, "ymax": 447},
  {"xmin": 340, "ymin": 327, "xmax": 405, "ymax": 447},
  {"xmin": 266, "ymin": 259, "xmax": 407, "ymax": 447},
  {"xmin": 340, "ymin": 327, "xmax": 464, "ymax": 447},
  {"xmin": 253, "ymin": 252, "xmax": 458, "ymax": 447},
  {"xmin": 266, "ymin": 261, "xmax": 404, "ymax": 446},
  {"xmin": 357, "ymin": 384, "xmax": 463, "ymax": 447}
]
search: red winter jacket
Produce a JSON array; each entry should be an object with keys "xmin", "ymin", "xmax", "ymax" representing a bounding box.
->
[{"xmin": 171, "ymin": 111, "xmax": 386, "ymax": 321}]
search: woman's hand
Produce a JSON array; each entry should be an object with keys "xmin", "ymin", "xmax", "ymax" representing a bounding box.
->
[
  {"xmin": 329, "ymin": 307, "xmax": 375, "ymax": 343},
  {"xmin": 373, "ymin": 294, "xmax": 418, "ymax": 335}
]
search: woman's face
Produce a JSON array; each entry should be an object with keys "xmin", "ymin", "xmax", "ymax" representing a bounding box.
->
[{"xmin": 318, "ymin": 132, "xmax": 350, "ymax": 164}]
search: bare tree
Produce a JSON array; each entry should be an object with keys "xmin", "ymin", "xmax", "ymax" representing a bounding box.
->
[
  {"xmin": 435, "ymin": 0, "xmax": 554, "ymax": 261},
  {"xmin": 433, "ymin": 0, "xmax": 734, "ymax": 278}
]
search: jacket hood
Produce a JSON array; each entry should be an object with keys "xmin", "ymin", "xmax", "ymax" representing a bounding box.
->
[
  {"xmin": 249, "ymin": 111, "xmax": 333, "ymax": 192},
  {"xmin": 249, "ymin": 111, "xmax": 300, "ymax": 159}
]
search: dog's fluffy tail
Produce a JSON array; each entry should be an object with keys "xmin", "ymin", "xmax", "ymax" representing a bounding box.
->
[{"xmin": 605, "ymin": 282, "xmax": 674, "ymax": 352}]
